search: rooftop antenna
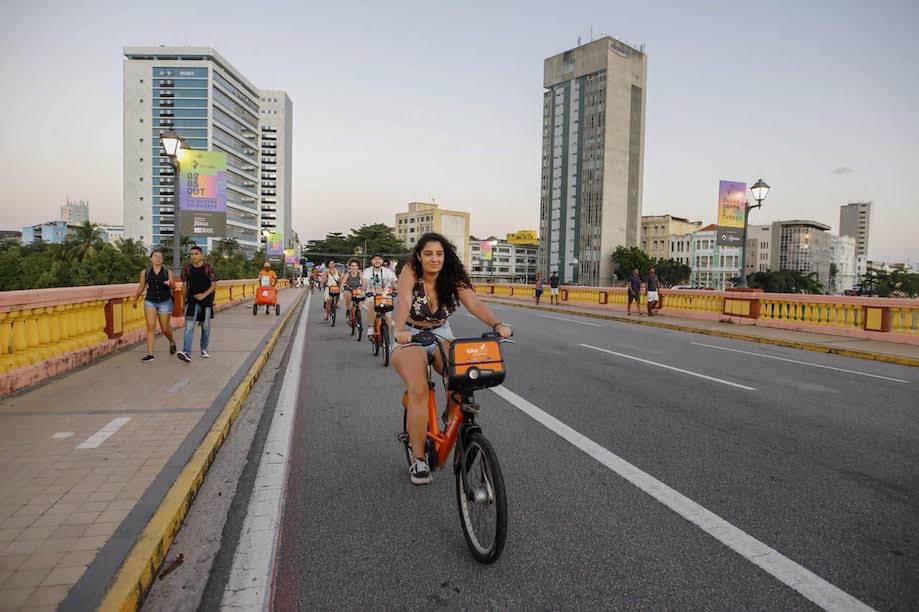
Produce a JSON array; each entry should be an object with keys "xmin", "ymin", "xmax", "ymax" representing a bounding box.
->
[
  {"xmin": 590, "ymin": 25, "xmax": 593, "ymax": 42},
  {"xmin": 577, "ymin": 35, "xmax": 581, "ymax": 46}
]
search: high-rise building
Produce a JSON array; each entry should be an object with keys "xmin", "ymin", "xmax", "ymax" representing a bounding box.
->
[
  {"xmin": 839, "ymin": 202, "xmax": 872, "ymax": 257},
  {"xmin": 641, "ymin": 215, "xmax": 702, "ymax": 260},
  {"xmin": 770, "ymin": 220, "xmax": 832, "ymax": 288},
  {"xmin": 538, "ymin": 36, "xmax": 647, "ymax": 286},
  {"xmin": 60, "ymin": 199, "xmax": 89, "ymax": 225},
  {"xmin": 394, "ymin": 202, "xmax": 471, "ymax": 268},
  {"xmin": 258, "ymin": 91, "xmax": 293, "ymax": 249},
  {"xmin": 123, "ymin": 47, "xmax": 264, "ymax": 254}
]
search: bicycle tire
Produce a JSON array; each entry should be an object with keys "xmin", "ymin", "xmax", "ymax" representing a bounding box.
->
[
  {"xmin": 381, "ymin": 322, "xmax": 390, "ymax": 367},
  {"xmin": 371, "ymin": 320, "xmax": 380, "ymax": 356},
  {"xmin": 356, "ymin": 309, "xmax": 363, "ymax": 342},
  {"xmin": 350, "ymin": 309, "xmax": 355, "ymax": 335},
  {"xmin": 455, "ymin": 430, "xmax": 507, "ymax": 564}
]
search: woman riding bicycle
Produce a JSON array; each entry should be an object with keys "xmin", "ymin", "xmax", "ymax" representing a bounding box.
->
[
  {"xmin": 341, "ymin": 258, "xmax": 363, "ymax": 322},
  {"xmin": 392, "ymin": 232, "xmax": 512, "ymax": 485},
  {"xmin": 321, "ymin": 260, "xmax": 342, "ymax": 320}
]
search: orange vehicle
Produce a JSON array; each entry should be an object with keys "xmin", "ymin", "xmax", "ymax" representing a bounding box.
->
[
  {"xmin": 369, "ymin": 290, "xmax": 394, "ymax": 366},
  {"xmin": 253, "ymin": 286, "xmax": 280, "ymax": 316},
  {"xmin": 398, "ymin": 330, "xmax": 513, "ymax": 564}
]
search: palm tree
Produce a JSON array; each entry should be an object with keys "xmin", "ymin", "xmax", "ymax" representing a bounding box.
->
[
  {"xmin": 65, "ymin": 222, "xmax": 105, "ymax": 261},
  {"xmin": 115, "ymin": 237, "xmax": 148, "ymax": 259}
]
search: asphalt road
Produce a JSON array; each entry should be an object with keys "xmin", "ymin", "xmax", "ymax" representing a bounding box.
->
[{"xmin": 210, "ymin": 295, "xmax": 919, "ymax": 610}]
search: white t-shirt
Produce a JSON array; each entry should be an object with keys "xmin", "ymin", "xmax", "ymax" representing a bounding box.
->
[{"xmin": 362, "ymin": 266, "xmax": 397, "ymax": 291}]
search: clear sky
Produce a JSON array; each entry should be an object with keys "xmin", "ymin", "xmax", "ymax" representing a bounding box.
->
[{"xmin": 1, "ymin": 0, "xmax": 917, "ymax": 262}]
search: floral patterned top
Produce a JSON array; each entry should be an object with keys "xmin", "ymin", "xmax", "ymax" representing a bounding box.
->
[{"xmin": 410, "ymin": 279, "xmax": 448, "ymax": 323}]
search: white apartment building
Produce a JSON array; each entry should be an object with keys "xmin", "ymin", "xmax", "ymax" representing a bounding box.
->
[
  {"xmin": 689, "ymin": 224, "xmax": 741, "ymax": 290},
  {"xmin": 668, "ymin": 233, "xmax": 693, "ymax": 267},
  {"xmin": 538, "ymin": 37, "xmax": 647, "ymax": 286},
  {"xmin": 258, "ymin": 91, "xmax": 293, "ymax": 249},
  {"xmin": 469, "ymin": 237, "xmax": 538, "ymax": 284},
  {"xmin": 744, "ymin": 224, "xmax": 772, "ymax": 276},
  {"xmin": 641, "ymin": 215, "xmax": 702, "ymax": 260},
  {"xmin": 123, "ymin": 47, "xmax": 265, "ymax": 254},
  {"xmin": 98, "ymin": 224, "xmax": 126, "ymax": 244},
  {"xmin": 394, "ymin": 202, "xmax": 471, "ymax": 268},
  {"xmin": 831, "ymin": 234, "xmax": 857, "ymax": 293},
  {"xmin": 60, "ymin": 200, "xmax": 89, "ymax": 225}
]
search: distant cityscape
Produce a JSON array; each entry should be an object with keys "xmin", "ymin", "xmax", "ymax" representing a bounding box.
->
[{"xmin": 1, "ymin": 40, "xmax": 913, "ymax": 294}]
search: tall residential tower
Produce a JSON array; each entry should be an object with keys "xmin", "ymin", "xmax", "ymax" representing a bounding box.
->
[
  {"xmin": 839, "ymin": 201, "xmax": 872, "ymax": 258},
  {"xmin": 538, "ymin": 36, "xmax": 647, "ymax": 286},
  {"xmin": 258, "ymin": 91, "xmax": 293, "ymax": 249},
  {"xmin": 123, "ymin": 47, "xmax": 265, "ymax": 254}
]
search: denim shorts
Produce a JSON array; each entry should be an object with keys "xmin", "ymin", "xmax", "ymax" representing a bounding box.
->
[
  {"xmin": 144, "ymin": 299, "xmax": 173, "ymax": 315},
  {"xmin": 391, "ymin": 320, "xmax": 455, "ymax": 357}
]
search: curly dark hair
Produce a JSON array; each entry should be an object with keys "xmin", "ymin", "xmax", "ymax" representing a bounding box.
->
[
  {"xmin": 410, "ymin": 232, "xmax": 471, "ymax": 314},
  {"xmin": 347, "ymin": 257, "xmax": 361, "ymax": 267}
]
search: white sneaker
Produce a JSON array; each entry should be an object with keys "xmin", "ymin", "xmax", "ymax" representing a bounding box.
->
[
  {"xmin": 201, "ymin": 350, "xmax": 211, "ymax": 358},
  {"xmin": 409, "ymin": 458, "xmax": 433, "ymax": 485}
]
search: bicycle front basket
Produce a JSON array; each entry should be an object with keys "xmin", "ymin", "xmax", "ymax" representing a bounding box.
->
[
  {"xmin": 448, "ymin": 338, "xmax": 505, "ymax": 390},
  {"xmin": 374, "ymin": 294, "xmax": 394, "ymax": 311}
]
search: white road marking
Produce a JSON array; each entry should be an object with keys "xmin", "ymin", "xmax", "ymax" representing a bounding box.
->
[
  {"xmin": 464, "ymin": 313, "xmax": 512, "ymax": 325},
  {"xmin": 52, "ymin": 432, "xmax": 74, "ymax": 439},
  {"xmin": 536, "ymin": 314, "xmax": 603, "ymax": 327},
  {"xmin": 222, "ymin": 292, "xmax": 310, "ymax": 611},
  {"xmin": 581, "ymin": 343, "xmax": 756, "ymax": 391},
  {"xmin": 691, "ymin": 342, "xmax": 910, "ymax": 384},
  {"xmin": 75, "ymin": 417, "xmax": 132, "ymax": 449},
  {"xmin": 491, "ymin": 385, "xmax": 874, "ymax": 612}
]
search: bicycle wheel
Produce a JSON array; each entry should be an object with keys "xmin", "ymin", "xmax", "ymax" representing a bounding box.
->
[
  {"xmin": 371, "ymin": 318, "xmax": 380, "ymax": 356},
  {"xmin": 349, "ymin": 308, "xmax": 355, "ymax": 335},
  {"xmin": 381, "ymin": 322, "xmax": 390, "ymax": 367},
  {"xmin": 330, "ymin": 300, "xmax": 337, "ymax": 327},
  {"xmin": 355, "ymin": 309, "xmax": 363, "ymax": 342},
  {"xmin": 455, "ymin": 430, "xmax": 507, "ymax": 564}
]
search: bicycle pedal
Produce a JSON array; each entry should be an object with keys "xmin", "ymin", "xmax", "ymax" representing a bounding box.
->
[{"xmin": 397, "ymin": 432, "xmax": 408, "ymax": 444}]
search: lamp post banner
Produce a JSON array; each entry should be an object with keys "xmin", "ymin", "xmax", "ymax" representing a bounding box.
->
[
  {"xmin": 267, "ymin": 232, "xmax": 284, "ymax": 256},
  {"xmin": 479, "ymin": 241, "xmax": 493, "ymax": 261},
  {"xmin": 284, "ymin": 248, "xmax": 298, "ymax": 265},
  {"xmin": 716, "ymin": 180, "xmax": 746, "ymax": 247},
  {"xmin": 177, "ymin": 150, "xmax": 227, "ymax": 238}
]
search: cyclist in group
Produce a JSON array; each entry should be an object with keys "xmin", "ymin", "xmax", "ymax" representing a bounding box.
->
[
  {"xmin": 392, "ymin": 233, "xmax": 512, "ymax": 485},
  {"xmin": 341, "ymin": 258, "xmax": 364, "ymax": 324},
  {"xmin": 363, "ymin": 253, "xmax": 398, "ymax": 340},
  {"xmin": 321, "ymin": 260, "xmax": 342, "ymax": 320}
]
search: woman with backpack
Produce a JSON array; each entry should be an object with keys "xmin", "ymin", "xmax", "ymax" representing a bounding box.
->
[{"xmin": 132, "ymin": 248, "xmax": 177, "ymax": 363}]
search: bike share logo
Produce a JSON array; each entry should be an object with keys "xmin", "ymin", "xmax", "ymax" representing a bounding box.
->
[{"xmin": 463, "ymin": 343, "xmax": 496, "ymax": 362}]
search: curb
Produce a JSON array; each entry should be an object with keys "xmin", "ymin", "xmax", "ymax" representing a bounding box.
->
[
  {"xmin": 483, "ymin": 298, "xmax": 919, "ymax": 368},
  {"xmin": 97, "ymin": 289, "xmax": 308, "ymax": 612}
]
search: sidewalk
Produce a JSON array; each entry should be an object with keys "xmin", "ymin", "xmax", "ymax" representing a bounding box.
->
[
  {"xmin": 0, "ymin": 289, "xmax": 304, "ymax": 611},
  {"xmin": 483, "ymin": 296, "xmax": 919, "ymax": 367}
]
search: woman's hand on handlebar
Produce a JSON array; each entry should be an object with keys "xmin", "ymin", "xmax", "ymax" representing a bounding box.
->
[
  {"xmin": 495, "ymin": 323, "xmax": 513, "ymax": 339},
  {"xmin": 395, "ymin": 330, "xmax": 413, "ymax": 344}
]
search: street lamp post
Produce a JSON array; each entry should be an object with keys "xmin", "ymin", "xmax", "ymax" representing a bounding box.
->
[
  {"xmin": 160, "ymin": 131, "xmax": 185, "ymax": 277},
  {"xmin": 738, "ymin": 178, "xmax": 770, "ymax": 288}
]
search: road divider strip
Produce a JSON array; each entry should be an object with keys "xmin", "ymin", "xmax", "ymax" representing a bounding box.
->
[
  {"xmin": 491, "ymin": 385, "xmax": 874, "ymax": 612},
  {"xmin": 580, "ymin": 343, "xmax": 756, "ymax": 391},
  {"xmin": 96, "ymin": 289, "xmax": 308, "ymax": 612},
  {"xmin": 691, "ymin": 342, "xmax": 910, "ymax": 383},
  {"xmin": 481, "ymin": 298, "xmax": 919, "ymax": 368},
  {"xmin": 221, "ymin": 293, "xmax": 311, "ymax": 609}
]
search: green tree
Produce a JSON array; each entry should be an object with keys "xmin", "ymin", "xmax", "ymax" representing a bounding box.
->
[
  {"xmin": 65, "ymin": 222, "xmax": 105, "ymax": 261},
  {"xmin": 611, "ymin": 246, "xmax": 651, "ymax": 282},
  {"xmin": 303, "ymin": 224, "xmax": 408, "ymax": 262},
  {"xmin": 748, "ymin": 270, "xmax": 825, "ymax": 294},
  {"xmin": 653, "ymin": 259, "xmax": 691, "ymax": 287}
]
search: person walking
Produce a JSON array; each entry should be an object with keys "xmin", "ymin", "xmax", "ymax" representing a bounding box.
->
[
  {"xmin": 257, "ymin": 262, "xmax": 278, "ymax": 314},
  {"xmin": 131, "ymin": 249, "xmax": 177, "ymax": 362},
  {"xmin": 646, "ymin": 267, "xmax": 660, "ymax": 316},
  {"xmin": 534, "ymin": 273, "xmax": 544, "ymax": 305},
  {"xmin": 548, "ymin": 271, "xmax": 560, "ymax": 305},
  {"xmin": 627, "ymin": 268, "xmax": 643, "ymax": 316},
  {"xmin": 177, "ymin": 246, "xmax": 217, "ymax": 362}
]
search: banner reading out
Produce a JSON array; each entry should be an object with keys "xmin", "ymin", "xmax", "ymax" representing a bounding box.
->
[
  {"xmin": 178, "ymin": 150, "xmax": 227, "ymax": 239},
  {"xmin": 716, "ymin": 180, "xmax": 746, "ymax": 247},
  {"xmin": 284, "ymin": 248, "xmax": 298, "ymax": 265},
  {"xmin": 479, "ymin": 240, "xmax": 493, "ymax": 261},
  {"xmin": 266, "ymin": 232, "xmax": 284, "ymax": 256}
]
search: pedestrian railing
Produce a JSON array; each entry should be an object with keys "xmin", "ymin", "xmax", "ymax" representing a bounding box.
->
[
  {"xmin": 473, "ymin": 283, "xmax": 919, "ymax": 340},
  {"xmin": 0, "ymin": 278, "xmax": 292, "ymax": 374}
]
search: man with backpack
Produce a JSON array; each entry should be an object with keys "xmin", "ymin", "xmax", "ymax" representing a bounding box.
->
[{"xmin": 177, "ymin": 245, "xmax": 218, "ymax": 362}]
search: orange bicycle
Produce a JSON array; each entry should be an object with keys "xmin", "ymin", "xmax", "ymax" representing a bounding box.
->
[
  {"xmin": 398, "ymin": 330, "xmax": 512, "ymax": 563},
  {"xmin": 348, "ymin": 288, "xmax": 366, "ymax": 341},
  {"xmin": 369, "ymin": 290, "xmax": 394, "ymax": 367}
]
